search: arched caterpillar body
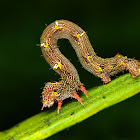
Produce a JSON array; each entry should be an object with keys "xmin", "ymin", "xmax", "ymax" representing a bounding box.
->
[{"xmin": 40, "ymin": 20, "xmax": 140, "ymax": 113}]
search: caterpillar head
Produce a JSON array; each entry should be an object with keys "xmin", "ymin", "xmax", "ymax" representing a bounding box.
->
[{"xmin": 41, "ymin": 82, "xmax": 60, "ymax": 110}]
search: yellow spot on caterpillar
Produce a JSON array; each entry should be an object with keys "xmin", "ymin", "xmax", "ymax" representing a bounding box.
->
[
  {"xmin": 76, "ymin": 31, "xmax": 86, "ymax": 38},
  {"xmin": 110, "ymin": 65, "xmax": 113, "ymax": 69},
  {"xmin": 86, "ymin": 55, "xmax": 90, "ymax": 60},
  {"xmin": 54, "ymin": 92, "xmax": 59, "ymax": 96},
  {"xmin": 120, "ymin": 61, "xmax": 124, "ymax": 65},
  {"xmin": 53, "ymin": 62, "xmax": 62, "ymax": 70},
  {"xmin": 98, "ymin": 67, "xmax": 102, "ymax": 71},
  {"xmin": 52, "ymin": 83, "xmax": 55, "ymax": 86},
  {"xmin": 57, "ymin": 62, "xmax": 62, "ymax": 69},
  {"xmin": 44, "ymin": 43, "xmax": 49, "ymax": 48},
  {"xmin": 76, "ymin": 34, "xmax": 80, "ymax": 38},
  {"xmin": 67, "ymin": 77, "xmax": 70, "ymax": 80},
  {"xmin": 54, "ymin": 25, "xmax": 59, "ymax": 30},
  {"xmin": 118, "ymin": 54, "xmax": 121, "ymax": 57},
  {"xmin": 60, "ymin": 77, "xmax": 64, "ymax": 80},
  {"xmin": 83, "ymin": 31, "xmax": 86, "ymax": 34}
]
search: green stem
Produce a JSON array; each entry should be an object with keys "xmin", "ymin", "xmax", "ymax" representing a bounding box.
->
[{"xmin": 0, "ymin": 73, "xmax": 140, "ymax": 140}]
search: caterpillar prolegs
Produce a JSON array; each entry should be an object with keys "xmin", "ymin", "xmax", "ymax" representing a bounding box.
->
[{"xmin": 40, "ymin": 20, "xmax": 140, "ymax": 113}]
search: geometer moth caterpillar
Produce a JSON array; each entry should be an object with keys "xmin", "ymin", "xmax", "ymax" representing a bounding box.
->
[{"xmin": 40, "ymin": 20, "xmax": 140, "ymax": 113}]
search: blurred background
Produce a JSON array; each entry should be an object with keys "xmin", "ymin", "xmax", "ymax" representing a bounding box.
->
[{"xmin": 0, "ymin": 0, "xmax": 140, "ymax": 139}]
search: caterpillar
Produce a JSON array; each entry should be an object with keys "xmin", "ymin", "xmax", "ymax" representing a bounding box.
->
[{"xmin": 40, "ymin": 20, "xmax": 140, "ymax": 113}]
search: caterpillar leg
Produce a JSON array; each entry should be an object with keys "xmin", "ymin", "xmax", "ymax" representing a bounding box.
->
[
  {"xmin": 57, "ymin": 100, "xmax": 63, "ymax": 114},
  {"xmin": 71, "ymin": 92, "xmax": 83, "ymax": 105},
  {"xmin": 78, "ymin": 85, "xmax": 88, "ymax": 98},
  {"xmin": 100, "ymin": 73, "xmax": 111, "ymax": 84},
  {"xmin": 57, "ymin": 92, "xmax": 83, "ymax": 113}
]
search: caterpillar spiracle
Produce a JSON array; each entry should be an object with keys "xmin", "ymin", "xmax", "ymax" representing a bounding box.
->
[{"xmin": 40, "ymin": 20, "xmax": 140, "ymax": 113}]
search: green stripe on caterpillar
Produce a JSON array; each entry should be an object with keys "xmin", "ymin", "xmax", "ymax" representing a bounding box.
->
[{"xmin": 40, "ymin": 20, "xmax": 140, "ymax": 113}]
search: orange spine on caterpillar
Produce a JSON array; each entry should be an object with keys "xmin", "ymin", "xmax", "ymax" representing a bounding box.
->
[{"xmin": 40, "ymin": 20, "xmax": 140, "ymax": 113}]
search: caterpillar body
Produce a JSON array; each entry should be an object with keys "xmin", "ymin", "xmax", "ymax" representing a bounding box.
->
[{"xmin": 40, "ymin": 20, "xmax": 140, "ymax": 113}]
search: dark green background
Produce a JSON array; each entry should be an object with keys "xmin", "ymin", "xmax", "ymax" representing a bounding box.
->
[{"xmin": 0, "ymin": 0, "xmax": 140, "ymax": 139}]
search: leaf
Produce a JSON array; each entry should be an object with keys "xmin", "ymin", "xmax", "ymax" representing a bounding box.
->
[{"xmin": 0, "ymin": 73, "xmax": 140, "ymax": 140}]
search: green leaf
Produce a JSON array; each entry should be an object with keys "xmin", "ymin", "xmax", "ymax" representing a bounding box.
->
[{"xmin": 0, "ymin": 73, "xmax": 140, "ymax": 140}]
